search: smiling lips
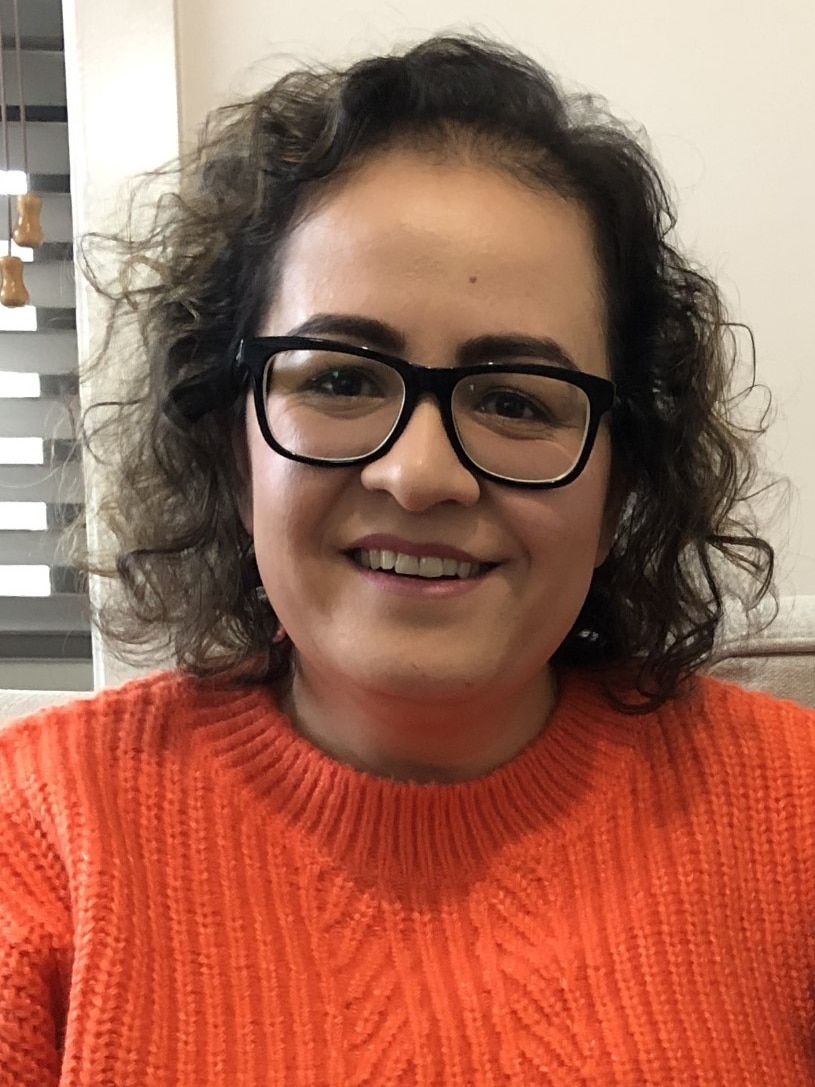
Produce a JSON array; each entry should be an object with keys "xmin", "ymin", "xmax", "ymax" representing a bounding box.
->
[{"xmin": 352, "ymin": 548, "xmax": 488, "ymax": 580}]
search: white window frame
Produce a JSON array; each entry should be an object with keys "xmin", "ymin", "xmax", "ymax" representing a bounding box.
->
[{"xmin": 62, "ymin": 0, "xmax": 180, "ymax": 688}]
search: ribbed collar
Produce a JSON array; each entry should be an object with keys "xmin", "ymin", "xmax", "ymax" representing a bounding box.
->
[{"xmin": 187, "ymin": 670, "xmax": 644, "ymax": 889}]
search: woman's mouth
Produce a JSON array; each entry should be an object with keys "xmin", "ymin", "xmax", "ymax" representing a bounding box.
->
[{"xmin": 350, "ymin": 548, "xmax": 492, "ymax": 580}]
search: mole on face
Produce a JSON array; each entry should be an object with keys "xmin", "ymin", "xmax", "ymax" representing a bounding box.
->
[{"xmin": 469, "ymin": 275, "xmax": 478, "ymax": 284}]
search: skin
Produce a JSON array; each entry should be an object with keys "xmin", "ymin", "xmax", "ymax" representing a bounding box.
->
[{"xmin": 241, "ymin": 148, "xmax": 618, "ymax": 783}]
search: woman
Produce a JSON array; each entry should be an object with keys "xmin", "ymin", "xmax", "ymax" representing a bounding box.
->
[{"xmin": 2, "ymin": 35, "xmax": 813, "ymax": 1085}]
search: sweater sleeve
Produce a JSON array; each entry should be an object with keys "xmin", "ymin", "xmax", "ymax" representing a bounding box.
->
[{"xmin": 0, "ymin": 723, "xmax": 73, "ymax": 1087}]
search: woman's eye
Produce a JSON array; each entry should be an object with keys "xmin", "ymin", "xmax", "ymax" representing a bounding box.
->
[
  {"xmin": 308, "ymin": 368, "xmax": 378, "ymax": 397},
  {"xmin": 478, "ymin": 390, "xmax": 549, "ymax": 421}
]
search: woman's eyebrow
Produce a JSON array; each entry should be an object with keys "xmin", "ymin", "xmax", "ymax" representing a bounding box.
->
[
  {"xmin": 458, "ymin": 335, "xmax": 578, "ymax": 371},
  {"xmin": 286, "ymin": 314, "xmax": 406, "ymax": 354},
  {"xmin": 285, "ymin": 314, "xmax": 578, "ymax": 371}
]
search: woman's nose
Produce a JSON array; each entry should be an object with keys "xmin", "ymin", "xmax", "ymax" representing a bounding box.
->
[{"xmin": 359, "ymin": 398, "xmax": 481, "ymax": 511}]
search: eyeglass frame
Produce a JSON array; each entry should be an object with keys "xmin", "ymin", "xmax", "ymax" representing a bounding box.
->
[{"xmin": 235, "ymin": 335, "xmax": 616, "ymax": 489}]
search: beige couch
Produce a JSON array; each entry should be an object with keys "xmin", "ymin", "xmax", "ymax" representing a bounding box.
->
[
  {"xmin": 1, "ymin": 685, "xmax": 88, "ymax": 726},
  {"xmin": 1, "ymin": 597, "xmax": 813, "ymax": 727},
  {"xmin": 708, "ymin": 595, "xmax": 814, "ymax": 707}
]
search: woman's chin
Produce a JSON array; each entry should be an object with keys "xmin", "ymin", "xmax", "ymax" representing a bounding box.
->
[{"xmin": 317, "ymin": 648, "xmax": 550, "ymax": 710}]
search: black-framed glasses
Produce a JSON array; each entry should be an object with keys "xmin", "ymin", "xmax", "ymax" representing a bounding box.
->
[{"xmin": 235, "ymin": 336, "xmax": 616, "ymax": 489}]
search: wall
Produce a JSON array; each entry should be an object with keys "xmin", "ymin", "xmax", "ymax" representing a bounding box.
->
[
  {"xmin": 62, "ymin": 0, "xmax": 180, "ymax": 687},
  {"xmin": 174, "ymin": 0, "xmax": 815, "ymax": 596}
]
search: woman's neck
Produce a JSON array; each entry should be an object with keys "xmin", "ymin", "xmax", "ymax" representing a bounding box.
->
[{"xmin": 283, "ymin": 662, "xmax": 558, "ymax": 783}]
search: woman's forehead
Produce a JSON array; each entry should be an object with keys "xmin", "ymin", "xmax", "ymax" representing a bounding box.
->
[
  {"xmin": 289, "ymin": 147, "xmax": 595, "ymax": 257},
  {"xmin": 263, "ymin": 150, "xmax": 609, "ymax": 377}
]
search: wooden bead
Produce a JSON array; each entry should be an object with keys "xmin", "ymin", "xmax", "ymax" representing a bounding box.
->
[
  {"xmin": 13, "ymin": 192, "xmax": 45, "ymax": 248},
  {"xmin": 0, "ymin": 254, "xmax": 30, "ymax": 307}
]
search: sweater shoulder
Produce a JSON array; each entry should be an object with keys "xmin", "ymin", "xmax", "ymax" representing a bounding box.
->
[
  {"xmin": 649, "ymin": 674, "xmax": 815, "ymax": 813},
  {"xmin": 0, "ymin": 671, "xmax": 267, "ymax": 805},
  {"xmin": 690, "ymin": 673, "xmax": 815, "ymax": 748},
  {"xmin": 1, "ymin": 670, "xmax": 186, "ymax": 752}
]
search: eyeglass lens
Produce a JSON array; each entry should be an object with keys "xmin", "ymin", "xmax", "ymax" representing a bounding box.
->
[{"xmin": 263, "ymin": 348, "xmax": 590, "ymax": 483}]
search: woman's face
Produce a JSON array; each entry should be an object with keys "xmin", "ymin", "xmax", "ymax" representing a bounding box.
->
[{"xmin": 243, "ymin": 149, "xmax": 617, "ymax": 705}]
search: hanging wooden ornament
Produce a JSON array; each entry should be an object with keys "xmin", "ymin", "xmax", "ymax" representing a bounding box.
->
[
  {"xmin": 14, "ymin": 192, "xmax": 44, "ymax": 248},
  {"xmin": 11, "ymin": 0, "xmax": 42, "ymax": 249},
  {"xmin": 0, "ymin": 253, "xmax": 28, "ymax": 305},
  {"xmin": 0, "ymin": 0, "xmax": 34, "ymax": 306}
]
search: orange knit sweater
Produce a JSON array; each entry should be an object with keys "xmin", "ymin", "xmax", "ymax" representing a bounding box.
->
[{"xmin": 2, "ymin": 670, "xmax": 815, "ymax": 1085}]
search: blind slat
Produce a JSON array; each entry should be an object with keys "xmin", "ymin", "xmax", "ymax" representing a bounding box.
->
[
  {"xmin": 0, "ymin": 261, "xmax": 75, "ymax": 310},
  {"xmin": 0, "ymin": 528, "xmax": 65, "ymax": 564},
  {"xmin": 29, "ymin": 173, "xmax": 70, "ymax": 194},
  {"xmin": 0, "ymin": 398, "xmax": 75, "ymax": 440},
  {"xmin": 1, "ymin": 1, "xmax": 64, "ymax": 40},
  {"xmin": 30, "ymin": 242, "xmax": 74, "ymax": 263},
  {"xmin": 1, "ymin": 49, "xmax": 66, "ymax": 107},
  {"xmin": 8, "ymin": 123, "xmax": 69, "ymax": 182},
  {"xmin": 0, "ymin": 592, "xmax": 90, "ymax": 633},
  {"xmin": 33, "ymin": 308, "xmax": 77, "ymax": 331},
  {"xmin": 24, "ymin": 191, "xmax": 73, "ymax": 245},
  {"xmin": 0, "ymin": 633, "xmax": 91, "ymax": 661},
  {"xmin": 0, "ymin": 462, "xmax": 83, "ymax": 503},
  {"xmin": 0, "ymin": 241, "xmax": 74, "ymax": 263},
  {"xmin": 0, "ymin": 330, "xmax": 76, "ymax": 373}
]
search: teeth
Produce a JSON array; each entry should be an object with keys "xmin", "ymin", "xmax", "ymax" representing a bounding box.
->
[
  {"xmin": 395, "ymin": 554, "xmax": 420, "ymax": 576},
  {"xmin": 355, "ymin": 549, "xmax": 482, "ymax": 579},
  {"xmin": 419, "ymin": 557, "xmax": 444, "ymax": 578}
]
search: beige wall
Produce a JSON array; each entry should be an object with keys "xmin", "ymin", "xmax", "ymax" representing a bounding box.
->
[
  {"xmin": 69, "ymin": 0, "xmax": 815, "ymax": 603},
  {"xmin": 63, "ymin": 0, "xmax": 180, "ymax": 686}
]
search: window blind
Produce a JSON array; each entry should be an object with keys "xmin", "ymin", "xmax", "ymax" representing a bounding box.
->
[{"xmin": 0, "ymin": 0, "xmax": 91, "ymax": 689}]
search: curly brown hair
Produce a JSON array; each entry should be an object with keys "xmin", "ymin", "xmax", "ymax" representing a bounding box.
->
[{"xmin": 79, "ymin": 34, "xmax": 774, "ymax": 709}]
